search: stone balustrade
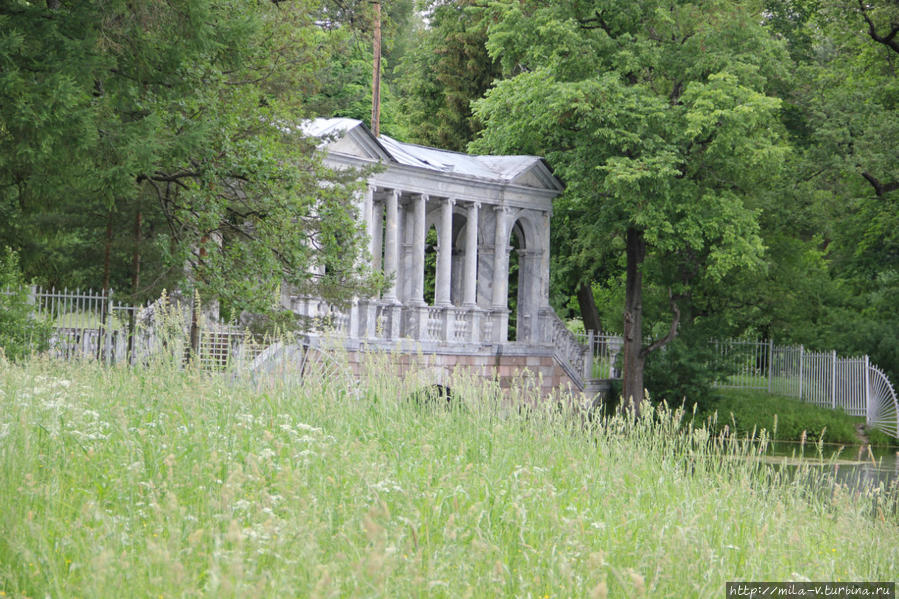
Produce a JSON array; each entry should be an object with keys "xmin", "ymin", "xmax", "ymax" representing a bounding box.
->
[{"xmin": 287, "ymin": 296, "xmax": 589, "ymax": 389}]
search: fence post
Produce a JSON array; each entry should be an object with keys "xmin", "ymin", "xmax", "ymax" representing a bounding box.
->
[
  {"xmin": 798, "ymin": 345, "xmax": 804, "ymax": 401},
  {"xmin": 96, "ymin": 288, "xmax": 109, "ymax": 362},
  {"xmin": 831, "ymin": 349, "xmax": 837, "ymax": 409},
  {"xmin": 767, "ymin": 338, "xmax": 774, "ymax": 393},
  {"xmin": 864, "ymin": 354, "xmax": 872, "ymax": 425},
  {"xmin": 585, "ymin": 330, "xmax": 595, "ymax": 380},
  {"xmin": 127, "ymin": 304, "xmax": 136, "ymax": 365},
  {"xmin": 189, "ymin": 292, "xmax": 200, "ymax": 364}
]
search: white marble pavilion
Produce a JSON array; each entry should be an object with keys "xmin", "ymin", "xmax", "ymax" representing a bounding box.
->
[{"xmin": 284, "ymin": 118, "xmax": 589, "ymax": 387}]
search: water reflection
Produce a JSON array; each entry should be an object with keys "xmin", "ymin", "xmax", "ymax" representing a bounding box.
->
[
  {"xmin": 828, "ymin": 451, "xmax": 899, "ymax": 490},
  {"xmin": 762, "ymin": 446, "xmax": 899, "ymax": 506}
]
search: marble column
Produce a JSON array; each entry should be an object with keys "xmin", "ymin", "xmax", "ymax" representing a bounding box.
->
[
  {"xmin": 363, "ymin": 186, "xmax": 374, "ymax": 258},
  {"xmin": 463, "ymin": 202, "xmax": 479, "ymax": 307},
  {"xmin": 411, "ymin": 194, "xmax": 427, "ymax": 305},
  {"xmin": 435, "ymin": 198, "xmax": 454, "ymax": 306},
  {"xmin": 491, "ymin": 206, "xmax": 510, "ymax": 342},
  {"xmin": 491, "ymin": 206, "xmax": 510, "ymax": 308},
  {"xmin": 383, "ymin": 189, "xmax": 400, "ymax": 302},
  {"xmin": 371, "ymin": 199, "xmax": 384, "ymax": 271}
]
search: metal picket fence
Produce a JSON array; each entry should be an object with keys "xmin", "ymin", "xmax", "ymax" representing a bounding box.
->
[
  {"xmin": 573, "ymin": 332, "xmax": 898, "ymax": 438},
  {"xmin": 576, "ymin": 330, "xmax": 623, "ymax": 380},
  {"xmin": 2, "ymin": 285, "xmax": 263, "ymax": 369},
  {"xmin": 1, "ymin": 285, "xmax": 141, "ymax": 363},
  {"xmin": 713, "ymin": 339, "xmax": 899, "ymax": 437}
]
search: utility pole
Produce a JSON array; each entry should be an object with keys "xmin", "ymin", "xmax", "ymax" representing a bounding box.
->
[{"xmin": 371, "ymin": 0, "xmax": 382, "ymax": 137}]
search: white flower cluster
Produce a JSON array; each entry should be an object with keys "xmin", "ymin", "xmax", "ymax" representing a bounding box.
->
[{"xmin": 23, "ymin": 376, "xmax": 111, "ymax": 445}]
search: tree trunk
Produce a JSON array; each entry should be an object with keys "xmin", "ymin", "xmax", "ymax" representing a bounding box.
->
[
  {"xmin": 622, "ymin": 227, "xmax": 646, "ymax": 413},
  {"xmin": 577, "ymin": 282, "xmax": 602, "ymax": 333},
  {"xmin": 131, "ymin": 209, "xmax": 142, "ymax": 297},
  {"xmin": 128, "ymin": 208, "xmax": 142, "ymax": 362},
  {"xmin": 98, "ymin": 213, "xmax": 114, "ymax": 361}
]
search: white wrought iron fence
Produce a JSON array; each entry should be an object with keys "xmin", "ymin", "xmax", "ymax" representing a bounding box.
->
[
  {"xmin": 1, "ymin": 285, "xmax": 143, "ymax": 363},
  {"xmin": 712, "ymin": 338, "xmax": 899, "ymax": 437},
  {"xmin": 2, "ymin": 285, "xmax": 266, "ymax": 369},
  {"xmin": 576, "ymin": 330, "xmax": 623, "ymax": 380}
]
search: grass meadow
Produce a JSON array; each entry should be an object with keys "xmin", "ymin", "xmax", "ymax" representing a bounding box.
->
[{"xmin": 1, "ymin": 354, "xmax": 898, "ymax": 598}]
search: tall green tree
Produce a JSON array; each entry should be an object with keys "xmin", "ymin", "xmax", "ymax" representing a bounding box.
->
[
  {"xmin": 395, "ymin": 0, "xmax": 500, "ymax": 151},
  {"xmin": 790, "ymin": 0, "xmax": 899, "ymax": 379},
  {"xmin": 308, "ymin": 0, "xmax": 414, "ymax": 138},
  {"xmin": 0, "ymin": 0, "xmax": 380, "ymax": 312},
  {"xmin": 471, "ymin": 0, "xmax": 791, "ymax": 410}
]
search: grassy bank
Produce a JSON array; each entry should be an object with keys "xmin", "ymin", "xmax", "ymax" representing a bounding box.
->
[
  {"xmin": 697, "ymin": 388, "xmax": 898, "ymax": 448},
  {"xmin": 1, "ymin": 357, "xmax": 897, "ymax": 598}
]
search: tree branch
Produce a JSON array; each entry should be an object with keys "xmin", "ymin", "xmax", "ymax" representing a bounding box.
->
[
  {"xmin": 641, "ymin": 289, "xmax": 681, "ymax": 357},
  {"xmin": 577, "ymin": 9, "xmax": 614, "ymax": 36},
  {"xmin": 857, "ymin": 0, "xmax": 899, "ymax": 54},
  {"xmin": 861, "ymin": 170, "xmax": 899, "ymax": 197}
]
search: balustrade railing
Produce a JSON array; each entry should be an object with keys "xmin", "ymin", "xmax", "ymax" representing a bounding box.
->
[
  {"xmin": 542, "ymin": 309, "xmax": 588, "ymax": 388},
  {"xmin": 426, "ymin": 307, "xmax": 444, "ymax": 341},
  {"xmin": 453, "ymin": 310, "xmax": 472, "ymax": 342}
]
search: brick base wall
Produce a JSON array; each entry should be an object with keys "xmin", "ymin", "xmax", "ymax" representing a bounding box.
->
[{"xmin": 340, "ymin": 347, "xmax": 580, "ymax": 398}]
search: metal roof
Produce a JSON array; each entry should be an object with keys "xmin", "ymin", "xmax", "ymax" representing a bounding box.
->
[{"xmin": 305, "ymin": 118, "xmax": 552, "ymax": 186}]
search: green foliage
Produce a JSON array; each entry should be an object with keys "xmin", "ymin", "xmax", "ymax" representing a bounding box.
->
[
  {"xmin": 0, "ymin": 248, "xmax": 51, "ymax": 361},
  {"xmin": 305, "ymin": 21, "xmax": 409, "ymax": 139},
  {"xmin": 748, "ymin": 0, "xmax": 899, "ymax": 382},
  {"xmin": 699, "ymin": 389, "xmax": 863, "ymax": 445},
  {"xmin": 394, "ymin": 0, "xmax": 500, "ymax": 151},
  {"xmin": 644, "ymin": 334, "xmax": 729, "ymax": 409},
  {"xmin": 0, "ymin": 0, "xmax": 381, "ymax": 314}
]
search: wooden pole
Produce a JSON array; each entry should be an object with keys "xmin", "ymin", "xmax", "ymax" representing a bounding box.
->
[
  {"xmin": 97, "ymin": 214, "xmax": 113, "ymax": 361},
  {"xmin": 371, "ymin": 0, "xmax": 382, "ymax": 137}
]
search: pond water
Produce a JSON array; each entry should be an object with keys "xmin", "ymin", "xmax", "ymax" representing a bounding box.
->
[{"xmin": 764, "ymin": 445, "xmax": 899, "ymax": 491}]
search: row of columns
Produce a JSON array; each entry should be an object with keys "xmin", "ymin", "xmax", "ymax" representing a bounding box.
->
[{"xmin": 366, "ymin": 188, "xmax": 491, "ymax": 310}]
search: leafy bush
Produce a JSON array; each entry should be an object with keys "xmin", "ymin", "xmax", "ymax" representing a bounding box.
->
[
  {"xmin": 644, "ymin": 334, "xmax": 729, "ymax": 411},
  {"xmin": 0, "ymin": 247, "xmax": 51, "ymax": 361},
  {"xmin": 697, "ymin": 388, "xmax": 862, "ymax": 444}
]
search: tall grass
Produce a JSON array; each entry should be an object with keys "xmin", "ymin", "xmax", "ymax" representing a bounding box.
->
[{"xmin": 1, "ymin": 354, "xmax": 897, "ymax": 598}]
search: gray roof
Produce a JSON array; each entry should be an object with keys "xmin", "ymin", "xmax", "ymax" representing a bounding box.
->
[{"xmin": 305, "ymin": 118, "xmax": 554, "ymax": 187}]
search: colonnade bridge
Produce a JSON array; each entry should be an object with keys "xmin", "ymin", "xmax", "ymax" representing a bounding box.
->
[{"xmin": 274, "ymin": 118, "xmax": 599, "ymax": 397}]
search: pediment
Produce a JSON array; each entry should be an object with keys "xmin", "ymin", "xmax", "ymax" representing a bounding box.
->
[
  {"xmin": 508, "ymin": 160, "xmax": 564, "ymax": 192},
  {"xmin": 304, "ymin": 118, "xmax": 393, "ymax": 163},
  {"xmin": 327, "ymin": 126, "xmax": 393, "ymax": 162}
]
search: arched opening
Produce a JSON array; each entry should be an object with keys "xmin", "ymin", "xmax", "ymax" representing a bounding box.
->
[
  {"xmin": 408, "ymin": 384, "xmax": 454, "ymax": 409},
  {"xmin": 424, "ymin": 225, "xmax": 438, "ymax": 305},
  {"xmin": 508, "ymin": 221, "xmax": 525, "ymax": 342}
]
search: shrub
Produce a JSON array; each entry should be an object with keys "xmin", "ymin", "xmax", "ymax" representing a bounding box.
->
[
  {"xmin": 0, "ymin": 247, "xmax": 52, "ymax": 361},
  {"xmin": 697, "ymin": 388, "xmax": 862, "ymax": 444},
  {"xmin": 644, "ymin": 333, "xmax": 729, "ymax": 411}
]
